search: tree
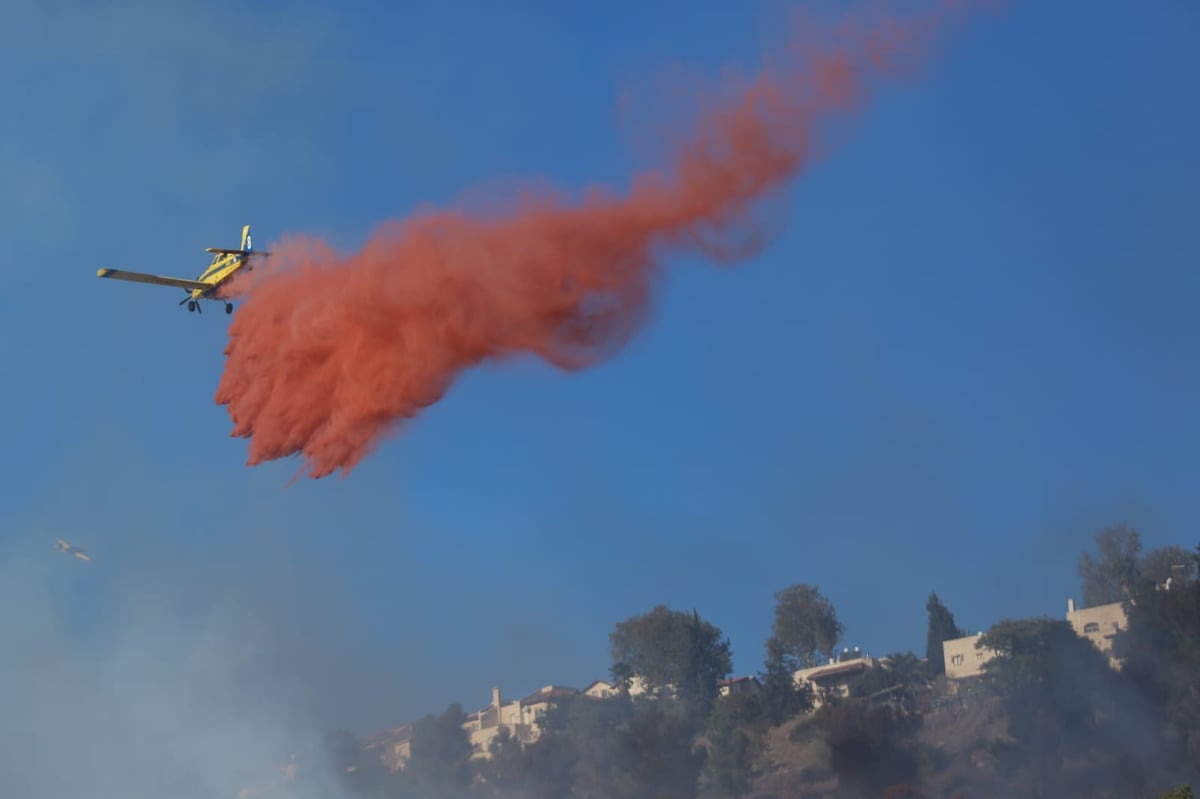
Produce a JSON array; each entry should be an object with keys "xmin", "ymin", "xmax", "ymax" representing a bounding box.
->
[
  {"xmin": 925, "ymin": 592, "xmax": 966, "ymax": 676},
  {"xmin": 538, "ymin": 692, "xmax": 635, "ymax": 799},
  {"xmin": 320, "ymin": 729, "xmax": 390, "ymax": 797},
  {"xmin": 812, "ymin": 700, "xmax": 923, "ymax": 799},
  {"xmin": 609, "ymin": 605, "xmax": 732, "ymax": 719},
  {"xmin": 1139, "ymin": 545, "xmax": 1198, "ymax": 589},
  {"xmin": 704, "ymin": 692, "xmax": 768, "ymax": 797},
  {"xmin": 539, "ymin": 693, "xmax": 705, "ymax": 799},
  {"xmin": 479, "ymin": 726, "xmax": 525, "ymax": 791},
  {"xmin": 406, "ymin": 703, "xmax": 473, "ymax": 798},
  {"xmin": 758, "ymin": 635, "xmax": 813, "ymax": 725},
  {"xmin": 851, "ymin": 651, "xmax": 928, "ymax": 706},
  {"xmin": 1159, "ymin": 787, "xmax": 1195, "ymax": 799},
  {"xmin": 1077, "ymin": 524, "xmax": 1142, "ymax": 606},
  {"xmin": 614, "ymin": 702, "xmax": 708, "ymax": 799},
  {"xmin": 976, "ymin": 617, "xmax": 1151, "ymax": 791},
  {"xmin": 1114, "ymin": 554, "xmax": 1200, "ymax": 775},
  {"xmin": 323, "ymin": 729, "xmax": 360, "ymax": 773},
  {"xmin": 512, "ymin": 733, "xmax": 578, "ymax": 799},
  {"xmin": 770, "ymin": 583, "xmax": 843, "ymax": 669}
]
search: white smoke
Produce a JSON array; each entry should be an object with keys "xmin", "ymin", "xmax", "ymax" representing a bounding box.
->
[{"xmin": 0, "ymin": 534, "xmax": 353, "ymax": 799}]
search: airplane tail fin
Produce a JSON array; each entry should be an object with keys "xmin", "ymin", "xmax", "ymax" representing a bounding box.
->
[{"xmin": 205, "ymin": 224, "xmax": 259, "ymax": 257}]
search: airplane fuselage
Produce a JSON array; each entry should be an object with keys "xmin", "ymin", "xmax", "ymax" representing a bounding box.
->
[{"xmin": 191, "ymin": 254, "xmax": 247, "ymax": 299}]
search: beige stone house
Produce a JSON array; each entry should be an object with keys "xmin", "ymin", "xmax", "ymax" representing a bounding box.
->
[
  {"xmin": 582, "ymin": 679, "xmax": 620, "ymax": 699},
  {"xmin": 519, "ymin": 684, "xmax": 580, "ymax": 736},
  {"xmin": 942, "ymin": 633, "xmax": 997, "ymax": 680},
  {"xmin": 793, "ymin": 656, "xmax": 876, "ymax": 709},
  {"xmin": 462, "ymin": 686, "xmax": 534, "ymax": 758},
  {"xmin": 1066, "ymin": 597, "xmax": 1127, "ymax": 668},
  {"xmin": 363, "ymin": 682, "xmax": 592, "ymax": 772}
]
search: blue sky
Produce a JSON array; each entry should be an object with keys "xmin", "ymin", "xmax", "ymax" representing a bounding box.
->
[{"xmin": 1, "ymin": 0, "xmax": 1198, "ymax": 741}]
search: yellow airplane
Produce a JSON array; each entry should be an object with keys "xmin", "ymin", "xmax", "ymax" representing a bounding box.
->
[
  {"xmin": 96, "ymin": 224, "xmax": 269, "ymax": 315},
  {"xmin": 55, "ymin": 538, "xmax": 91, "ymax": 561}
]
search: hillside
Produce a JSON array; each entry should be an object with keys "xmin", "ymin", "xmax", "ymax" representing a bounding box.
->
[{"xmin": 269, "ymin": 532, "xmax": 1199, "ymax": 799}]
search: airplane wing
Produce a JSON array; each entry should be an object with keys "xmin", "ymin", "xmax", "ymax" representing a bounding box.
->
[
  {"xmin": 96, "ymin": 268, "xmax": 210, "ymax": 293},
  {"xmin": 73, "ymin": 552, "xmax": 91, "ymax": 561},
  {"xmin": 205, "ymin": 248, "xmax": 271, "ymax": 257}
]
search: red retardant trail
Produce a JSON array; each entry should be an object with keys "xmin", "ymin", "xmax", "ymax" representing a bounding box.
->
[{"xmin": 215, "ymin": 1, "xmax": 989, "ymax": 480}]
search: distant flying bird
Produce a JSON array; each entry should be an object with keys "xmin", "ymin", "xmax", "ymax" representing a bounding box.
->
[{"xmin": 55, "ymin": 538, "xmax": 91, "ymax": 561}]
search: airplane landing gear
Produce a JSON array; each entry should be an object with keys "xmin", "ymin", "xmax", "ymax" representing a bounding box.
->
[
  {"xmin": 225, "ymin": 302, "xmax": 233, "ymax": 314},
  {"xmin": 177, "ymin": 292, "xmax": 208, "ymax": 315}
]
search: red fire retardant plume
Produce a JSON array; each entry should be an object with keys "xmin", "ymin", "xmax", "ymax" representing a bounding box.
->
[{"xmin": 215, "ymin": 1, "xmax": 989, "ymax": 479}]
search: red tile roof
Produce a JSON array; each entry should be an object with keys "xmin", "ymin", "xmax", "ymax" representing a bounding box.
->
[
  {"xmin": 717, "ymin": 675, "xmax": 759, "ymax": 687},
  {"xmin": 361, "ymin": 723, "xmax": 414, "ymax": 749},
  {"xmin": 521, "ymin": 685, "xmax": 580, "ymax": 705}
]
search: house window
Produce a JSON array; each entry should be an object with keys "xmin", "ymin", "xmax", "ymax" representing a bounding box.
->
[
  {"xmin": 951, "ymin": 654, "xmax": 964, "ymax": 666},
  {"xmin": 1084, "ymin": 622, "xmax": 1099, "ymax": 633}
]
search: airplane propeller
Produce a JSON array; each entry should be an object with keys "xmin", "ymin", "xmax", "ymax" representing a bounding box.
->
[{"xmin": 179, "ymin": 292, "xmax": 201, "ymax": 313}]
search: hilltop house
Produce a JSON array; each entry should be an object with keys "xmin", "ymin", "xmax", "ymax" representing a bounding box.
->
[
  {"xmin": 361, "ymin": 723, "xmax": 414, "ymax": 772},
  {"xmin": 717, "ymin": 676, "xmax": 762, "ymax": 697},
  {"xmin": 793, "ymin": 653, "xmax": 876, "ymax": 709},
  {"xmin": 519, "ymin": 684, "xmax": 580, "ymax": 736},
  {"xmin": 463, "ymin": 686, "xmax": 535, "ymax": 758},
  {"xmin": 941, "ymin": 598, "xmax": 1131, "ymax": 681},
  {"xmin": 364, "ymin": 683, "xmax": 587, "ymax": 771},
  {"xmin": 942, "ymin": 633, "xmax": 997, "ymax": 682},
  {"xmin": 1066, "ymin": 597, "xmax": 1128, "ymax": 669},
  {"xmin": 582, "ymin": 679, "xmax": 620, "ymax": 699}
]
